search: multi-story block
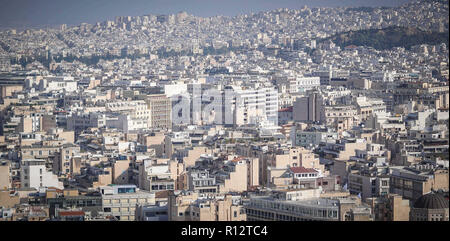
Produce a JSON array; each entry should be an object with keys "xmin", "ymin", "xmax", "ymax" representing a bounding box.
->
[{"xmin": 100, "ymin": 184, "xmax": 155, "ymax": 221}]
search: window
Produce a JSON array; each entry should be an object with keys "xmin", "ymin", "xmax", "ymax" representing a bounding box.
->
[{"xmin": 117, "ymin": 187, "xmax": 135, "ymax": 193}]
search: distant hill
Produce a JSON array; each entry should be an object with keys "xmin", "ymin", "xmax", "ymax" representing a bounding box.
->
[{"xmin": 319, "ymin": 26, "xmax": 449, "ymax": 50}]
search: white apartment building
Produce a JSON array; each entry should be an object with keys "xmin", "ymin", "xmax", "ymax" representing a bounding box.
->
[
  {"xmin": 290, "ymin": 77, "xmax": 320, "ymax": 93},
  {"xmin": 106, "ymin": 100, "xmax": 150, "ymax": 121},
  {"xmin": 138, "ymin": 160, "xmax": 174, "ymax": 192},
  {"xmin": 234, "ymin": 86, "xmax": 278, "ymax": 126},
  {"xmin": 39, "ymin": 76, "xmax": 77, "ymax": 92},
  {"xmin": 356, "ymin": 96, "xmax": 387, "ymax": 121},
  {"xmin": 295, "ymin": 130, "xmax": 338, "ymax": 147},
  {"xmin": 21, "ymin": 159, "xmax": 63, "ymax": 190},
  {"xmin": 105, "ymin": 113, "xmax": 149, "ymax": 132},
  {"xmin": 66, "ymin": 112, "xmax": 107, "ymax": 132}
]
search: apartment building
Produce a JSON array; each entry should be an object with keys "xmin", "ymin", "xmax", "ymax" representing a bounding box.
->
[
  {"xmin": 135, "ymin": 201, "xmax": 168, "ymax": 221},
  {"xmin": 347, "ymin": 173, "xmax": 390, "ymax": 201},
  {"xmin": 168, "ymin": 191, "xmax": 246, "ymax": 221},
  {"xmin": 21, "ymin": 159, "xmax": 63, "ymax": 190},
  {"xmin": 138, "ymin": 160, "xmax": 175, "ymax": 192},
  {"xmin": 144, "ymin": 94, "xmax": 172, "ymax": 129},
  {"xmin": 389, "ymin": 165, "xmax": 449, "ymax": 201},
  {"xmin": 100, "ymin": 184, "xmax": 156, "ymax": 221},
  {"xmin": 187, "ymin": 169, "xmax": 218, "ymax": 194},
  {"xmin": 233, "ymin": 86, "xmax": 278, "ymax": 126},
  {"xmin": 293, "ymin": 92, "xmax": 323, "ymax": 123},
  {"xmin": 245, "ymin": 191, "xmax": 372, "ymax": 221},
  {"xmin": 217, "ymin": 160, "xmax": 248, "ymax": 193},
  {"xmin": 294, "ymin": 128, "xmax": 338, "ymax": 147},
  {"xmin": 366, "ymin": 194, "xmax": 411, "ymax": 221},
  {"xmin": 53, "ymin": 144, "xmax": 81, "ymax": 177}
]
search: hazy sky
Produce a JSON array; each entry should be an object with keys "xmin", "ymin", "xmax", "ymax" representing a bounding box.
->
[{"xmin": 0, "ymin": 0, "xmax": 414, "ymax": 29}]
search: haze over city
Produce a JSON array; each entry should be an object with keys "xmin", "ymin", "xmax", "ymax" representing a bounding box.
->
[{"xmin": 0, "ymin": 0, "xmax": 414, "ymax": 29}]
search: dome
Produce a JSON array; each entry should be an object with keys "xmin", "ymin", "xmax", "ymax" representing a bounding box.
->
[{"xmin": 413, "ymin": 193, "xmax": 449, "ymax": 209}]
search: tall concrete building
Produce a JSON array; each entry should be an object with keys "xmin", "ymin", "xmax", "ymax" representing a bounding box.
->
[
  {"xmin": 293, "ymin": 92, "xmax": 323, "ymax": 123},
  {"xmin": 145, "ymin": 94, "xmax": 172, "ymax": 130},
  {"xmin": 234, "ymin": 86, "xmax": 278, "ymax": 126}
]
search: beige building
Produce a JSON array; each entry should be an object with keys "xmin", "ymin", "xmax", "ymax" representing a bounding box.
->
[
  {"xmin": 246, "ymin": 157, "xmax": 259, "ymax": 189},
  {"xmin": 100, "ymin": 185, "xmax": 155, "ymax": 221},
  {"xmin": 0, "ymin": 84, "xmax": 23, "ymax": 100},
  {"xmin": 182, "ymin": 146, "xmax": 212, "ymax": 168},
  {"xmin": 323, "ymin": 105, "xmax": 358, "ymax": 133},
  {"xmin": 168, "ymin": 191, "xmax": 246, "ymax": 221},
  {"xmin": 0, "ymin": 190, "xmax": 20, "ymax": 208},
  {"xmin": 112, "ymin": 160, "xmax": 131, "ymax": 184},
  {"xmin": 138, "ymin": 132, "xmax": 166, "ymax": 157},
  {"xmin": 219, "ymin": 160, "xmax": 248, "ymax": 193},
  {"xmin": 327, "ymin": 139, "xmax": 367, "ymax": 183},
  {"xmin": 144, "ymin": 94, "xmax": 172, "ymax": 130},
  {"xmin": 0, "ymin": 160, "xmax": 11, "ymax": 190},
  {"xmin": 366, "ymin": 194, "xmax": 411, "ymax": 221},
  {"xmin": 265, "ymin": 147, "xmax": 325, "ymax": 187},
  {"xmin": 390, "ymin": 166, "xmax": 449, "ymax": 201},
  {"xmin": 53, "ymin": 144, "xmax": 81, "ymax": 177}
]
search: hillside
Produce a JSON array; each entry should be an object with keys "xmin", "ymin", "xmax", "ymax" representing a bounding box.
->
[{"xmin": 319, "ymin": 26, "xmax": 449, "ymax": 50}]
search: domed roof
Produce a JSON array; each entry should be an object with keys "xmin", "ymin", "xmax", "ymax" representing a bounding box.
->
[{"xmin": 413, "ymin": 193, "xmax": 449, "ymax": 209}]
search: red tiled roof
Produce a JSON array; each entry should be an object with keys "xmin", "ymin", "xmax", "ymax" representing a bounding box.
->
[
  {"xmin": 289, "ymin": 167, "xmax": 318, "ymax": 174},
  {"xmin": 278, "ymin": 106, "xmax": 293, "ymax": 112},
  {"xmin": 231, "ymin": 156, "xmax": 245, "ymax": 162},
  {"xmin": 59, "ymin": 211, "xmax": 85, "ymax": 217},
  {"xmin": 345, "ymin": 45, "xmax": 358, "ymax": 49}
]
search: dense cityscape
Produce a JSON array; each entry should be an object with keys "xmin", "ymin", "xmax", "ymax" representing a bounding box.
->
[{"xmin": 0, "ymin": 0, "xmax": 448, "ymax": 222}]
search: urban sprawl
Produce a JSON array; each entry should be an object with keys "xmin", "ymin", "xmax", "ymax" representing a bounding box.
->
[{"xmin": 0, "ymin": 0, "xmax": 448, "ymax": 221}]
